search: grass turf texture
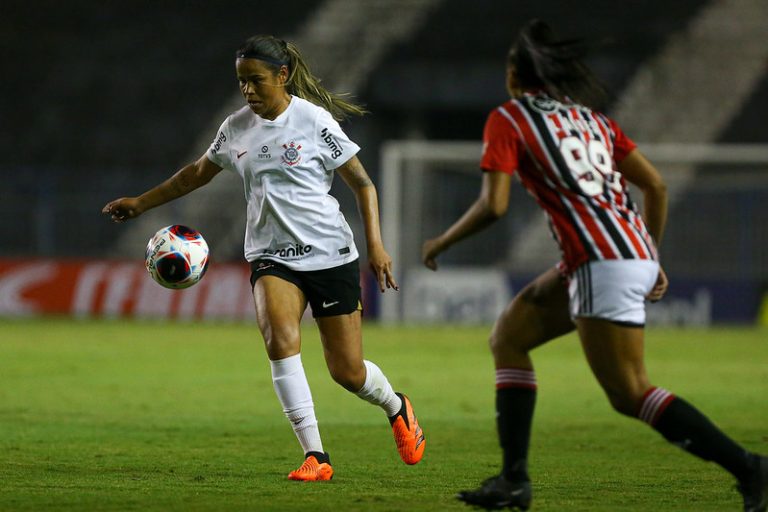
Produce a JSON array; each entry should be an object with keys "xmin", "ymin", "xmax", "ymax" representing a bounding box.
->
[{"xmin": 1, "ymin": 319, "xmax": 766, "ymax": 511}]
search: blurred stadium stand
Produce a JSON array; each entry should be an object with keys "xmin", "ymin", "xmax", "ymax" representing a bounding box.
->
[{"xmin": 1, "ymin": 0, "xmax": 767, "ymax": 323}]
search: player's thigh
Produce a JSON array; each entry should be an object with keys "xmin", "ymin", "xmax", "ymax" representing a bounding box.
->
[
  {"xmin": 252, "ymin": 275, "xmax": 307, "ymax": 359},
  {"xmin": 491, "ymin": 266, "xmax": 575, "ymax": 355},
  {"xmin": 315, "ymin": 311, "xmax": 366, "ymax": 390},
  {"xmin": 576, "ymin": 318, "xmax": 650, "ymax": 413}
]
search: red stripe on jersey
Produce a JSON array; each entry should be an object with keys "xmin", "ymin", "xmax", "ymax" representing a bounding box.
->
[
  {"xmin": 567, "ymin": 196, "xmax": 619, "ymax": 259},
  {"xmin": 629, "ymin": 211, "xmax": 658, "ymax": 259},
  {"xmin": 534, "ymin": 184, "xmax": 590, "ymax": 266},
  {"xmin": 616, "ymin": 214, "xmax": 649, "ymax": 258}
]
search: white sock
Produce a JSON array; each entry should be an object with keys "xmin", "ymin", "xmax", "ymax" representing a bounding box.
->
[
  {"xmin": 355, "ymin": 360, "xmax": 403, "ymax": 417},
  {"xmin": 270, "ymin": 354, "xmax": 323, "ymax": 455}
]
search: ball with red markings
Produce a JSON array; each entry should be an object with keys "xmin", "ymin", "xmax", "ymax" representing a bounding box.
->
[{"xmin": 145, "ymin": 225, "xmax": 209, "ymax": 289}]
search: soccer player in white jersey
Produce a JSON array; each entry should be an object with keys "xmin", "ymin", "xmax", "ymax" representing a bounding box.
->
[
  {"xmin": 423, "ymin": 20, "xmax": 767, "ymax": 511},
  {"xmin": 103, "ymin": 34, "xmax": 424, "ymax": 481}
]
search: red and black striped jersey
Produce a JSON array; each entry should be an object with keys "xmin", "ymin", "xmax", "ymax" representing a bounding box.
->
[{"xmin": 481, "ymin": 92, "xmax": 658, "ymax": 273}]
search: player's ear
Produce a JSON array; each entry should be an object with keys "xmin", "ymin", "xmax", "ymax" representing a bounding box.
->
[{"xmin": 278, "ymin": 65, "xmax": 289, "ymax": 85}]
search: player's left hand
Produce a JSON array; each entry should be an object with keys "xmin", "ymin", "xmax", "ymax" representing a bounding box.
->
[
  {"xmin": 368, "ymin": 246, "xmax": 399, "ymax": 293},
  {"xmin": 646, "ymin": 266, "xmax": 668, "ymax": 302}
]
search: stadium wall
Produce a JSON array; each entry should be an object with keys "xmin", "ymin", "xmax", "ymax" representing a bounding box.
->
[
  {"xmin": 0, "ymin": 259, "xmax": 380, "ymax": 322},
  {"xmin": 0, "ymin": 259, "xmax": 763, "ymax": 326},
  {"xmin": 399, "ymin": 267, "xmax": 763, "ymax": 326}
]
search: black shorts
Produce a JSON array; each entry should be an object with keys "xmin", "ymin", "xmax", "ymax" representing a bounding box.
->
[{"xmin": 250, "ymin": 259, "xmax": 363, "ymax": 318}]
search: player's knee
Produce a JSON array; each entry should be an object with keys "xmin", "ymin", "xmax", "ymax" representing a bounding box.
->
[
  {"xmin": 489, "ymin": 298, "xmax": 533, "ymax": 358},
  {"xmin": 488, "ymin": 331, "xmax": 503, "ymax": 356},
  {"xmin": 329, "ymin": 362, "xmax": 366, "ymax": 392},
  {"xmin": 263, "ymin": 328, "xmax": 301, "ymax": 359},
  {"xmin": 604, "ymin": 387, "xmax": 646, "ymax": 417},
  {"xmin": 607, "ymin": 394, "xmax": 636, "ymax": 416}
]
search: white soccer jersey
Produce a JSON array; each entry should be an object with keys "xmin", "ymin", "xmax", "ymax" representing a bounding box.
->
[{"xmin": 207, "ymin": 96, "xmax": 361, "ymax": 270}]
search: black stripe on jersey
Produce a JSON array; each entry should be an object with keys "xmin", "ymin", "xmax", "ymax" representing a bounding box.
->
[
  {"xmin": 518, "ymin": 99, "xmax": 599, "ymax": 261},
  {"xmin": 587, "ymin": 201, "xmax": 635, "ymax": 258},
  {"xmin": 521, "ymin": 99, "xmax": 635, "ymax": 260},
  {"xmin": 616, "ymin": 208, "xmax": 655, "ymax": 257}
]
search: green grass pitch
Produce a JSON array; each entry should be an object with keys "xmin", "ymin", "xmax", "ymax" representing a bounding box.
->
[{"xmin": 1, "ymin": 319, "xmax": 766, "ymax": 511}]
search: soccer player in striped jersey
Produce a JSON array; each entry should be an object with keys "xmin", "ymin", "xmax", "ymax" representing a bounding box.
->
[
  {"xmin": 422, "ymin": 20, "xmax": 767, "ymax": 511},
  {"xmin": 103, "ymin": 35, "xmax": 424, "ymax": 482}
]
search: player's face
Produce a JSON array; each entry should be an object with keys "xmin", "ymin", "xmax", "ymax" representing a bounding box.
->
[{"xmin": 236, "ymin": 58, "xmax": 290, "ymax": 120}]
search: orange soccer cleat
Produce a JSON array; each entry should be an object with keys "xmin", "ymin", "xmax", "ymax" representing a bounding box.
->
[
  {"xmin": 287, "ymin": 452, "xmax": 334, "ymax": 481},
  {"xmin": 389, "ymin": 392, "xmax": 426, "ymax": 465}
]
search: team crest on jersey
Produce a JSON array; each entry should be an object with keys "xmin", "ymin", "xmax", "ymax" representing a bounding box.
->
[
  {"xmin": 530, "ymin": 96, "xmax": 558, "ymax": 113},
  {"xmin": 281, "ymin": 141, "xmax": 302, "ymax": 166}
]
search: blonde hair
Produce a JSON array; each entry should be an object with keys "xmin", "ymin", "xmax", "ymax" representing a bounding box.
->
[{"xmin": 237, "ymin": 35, "xmax": 367, "ymax": 121}]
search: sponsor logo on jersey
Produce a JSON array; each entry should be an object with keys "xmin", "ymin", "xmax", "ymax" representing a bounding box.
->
[
  {"xmin": 259, "ymin": 145, "xmax": 271, "ymax": 159},
  {"xmin": 210, "ymin": 131, "xmax": 227, "ymax": 154},
  {"xmin": 320, "ymin": 127, "xmax": 343, "ymax": 159},
  {"xmin": 281, "ymin": 141, "xmax": 302, "ymax": 165},
  {"xmin": 263, "ymin": 244, "xmax": 313, "ymax": 258}
]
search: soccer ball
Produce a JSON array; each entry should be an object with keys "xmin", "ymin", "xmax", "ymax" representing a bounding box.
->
[{"xmin": 145, "ymin": 225, "xmax": 210, "ymax": 289}]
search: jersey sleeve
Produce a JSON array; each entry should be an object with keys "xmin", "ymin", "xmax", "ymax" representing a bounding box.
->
[
  {"xmin": 480, "ymin": 108, "xmax": 520, "ymax": 175},
  {"xmin": 606, "ymin": 116, "xmax": 637, "ymax": 162},
  {"xmin": 206, "ymin": 117, "xmax": 233, "ymax": 170},
  {"xmin": 315, "ymin": 109, "xmax": 361, "ymax": 170}
]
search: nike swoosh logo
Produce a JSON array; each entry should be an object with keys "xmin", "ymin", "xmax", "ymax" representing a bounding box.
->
[
  {"xmin": 256, "ymin": 264, "xmax": 274, "ymax": 271},
  {"xmin": 322, "ymin": 301, "xmax": 339, "ymax": 308},
  {"xmin": 237, "ymin": 150, "xmax": 248, "ymax": 159}
]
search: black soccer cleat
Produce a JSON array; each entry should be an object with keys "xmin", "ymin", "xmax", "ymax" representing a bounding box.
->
[
  {"xmin": 738, "ymin": 454, "xmax": 768, "ymax": 512},
  {"xmin": 457, "ymin": 475, "xmax": 532, "ymax": 510}
]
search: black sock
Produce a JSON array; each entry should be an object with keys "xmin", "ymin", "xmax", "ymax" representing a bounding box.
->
[
  {"xmin": 306, "ymin": 451, "xmax": 330, "ymax": 464},
  {"xmin": 643, "ymin": 389, "xmax": 753, "ymax": 481},
  {"xmin": 496, "ymin": 385, "xmax": 536, "ymax": 482}
]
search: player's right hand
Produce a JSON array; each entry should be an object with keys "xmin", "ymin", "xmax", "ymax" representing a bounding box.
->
[
  {"xmin": 102, "ymin": 197, "xmax": 142, "ymax": 223},
  {"xmin": 646, "ymin": 266, "xmax": 668, "ymax": 302},
  {"xmin": 422, "ymin": 237, "xmax": 443, "ymax": 271}
]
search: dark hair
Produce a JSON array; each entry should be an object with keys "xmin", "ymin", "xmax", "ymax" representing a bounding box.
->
[
  {"xmin": 236, "ymin": 35, "xmax": 367, "ymax": 120},
  {"xmin": 508, "ymin": 20, "xmax": 609, "ymax": 110}
]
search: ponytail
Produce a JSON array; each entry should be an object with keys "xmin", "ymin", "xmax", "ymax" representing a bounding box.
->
[
  {"xmin": 236, "ymin": 35, "xmax": 367, "ymax": 121},
  {"xmin": 509, "ymin": 20, "xmax": 609, "ymax": 110},
  {"xmin": 284, "ymin": 42, "xmax": 368, "ymax": 120}
]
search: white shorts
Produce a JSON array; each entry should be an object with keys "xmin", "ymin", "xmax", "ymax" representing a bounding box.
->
[{"xmin": 568, "ymin": 259, "xmax": 660, "ymax": 326}]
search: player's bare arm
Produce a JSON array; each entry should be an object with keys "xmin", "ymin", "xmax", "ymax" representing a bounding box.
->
[
  {"xmin": 102, "ymin": 154, "xmax": 222, "ymax": 222},
  {"xmin": 422, "ymin": 171, "xmax": 511, "ymax": 270},
  {"xmin": 617, "ymin": 149, "xmax": 667, "ymax": 246},
  {"xmin": 336, "ymin": 155, "xmax": 398, "ymax": 292}
]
